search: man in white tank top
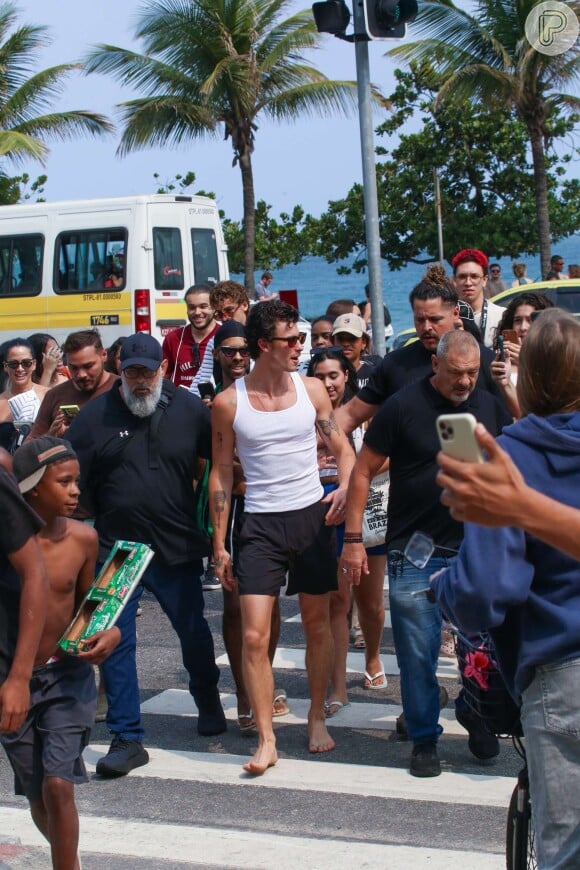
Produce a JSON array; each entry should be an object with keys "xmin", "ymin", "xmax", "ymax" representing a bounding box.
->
[{"xmin": 210, "ymin": 301, "xmax": 355, "ymax": 775}]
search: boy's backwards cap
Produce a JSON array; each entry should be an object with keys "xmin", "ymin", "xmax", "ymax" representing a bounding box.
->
[{"xmin": 13, "ymin": 436, "xmax": 77, "ymax": 493}]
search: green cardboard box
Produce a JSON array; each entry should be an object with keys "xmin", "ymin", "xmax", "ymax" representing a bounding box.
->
[{"xmin": 58, "ymin": 540, "xmax": 154, "ymax": 654}]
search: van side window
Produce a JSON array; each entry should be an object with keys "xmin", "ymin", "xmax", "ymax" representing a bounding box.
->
[
  {"xmin": 191, "ymin": 228, "xmax": 219, "ymax": 286},
  {"xmin": 0, "ymin": 234, "xmax": 43, "ymax": 296},
  {"xmin": 153, "ymin": 227, "xmax": 184, "ymax": 290},
  {"xmin": 55, "ymin": 229, "xmax": 127, "ymax": 293}
]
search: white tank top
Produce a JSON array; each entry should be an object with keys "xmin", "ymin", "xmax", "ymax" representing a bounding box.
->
[{"xmin": 234, "ymin": 373, "xmax": 323, "ymax": 512}]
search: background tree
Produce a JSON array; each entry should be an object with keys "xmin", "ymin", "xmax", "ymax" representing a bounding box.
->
[
  {"xmin": 84, "ymin": 0, "xmax": 365, "ymax": 290},
  {"xmin": 308, "ymin": 63, "xmax": 580, "ymax": 271},
  {"xmin": 388, "ymin": 0, "xmax": 580, "ymax": 279},
  {"xmin": 0, "ymin": 2, "xmax": 111, "ymax": 184}
]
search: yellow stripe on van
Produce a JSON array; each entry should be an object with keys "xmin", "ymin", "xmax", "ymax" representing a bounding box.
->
[{"xmin": 0, "ymin": 291, "xmax": 132, "ymax": 331}]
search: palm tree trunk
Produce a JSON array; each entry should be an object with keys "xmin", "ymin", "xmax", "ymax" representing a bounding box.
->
[
  {"xmin": 528, "ymin": 124, "xmax": 551, "ymax": 279},
  {"xmin": 239, "ymin": 151, "xmax": 256, "ymax": 292}
]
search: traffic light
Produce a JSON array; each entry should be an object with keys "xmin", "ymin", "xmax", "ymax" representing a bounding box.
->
[
  {"xmin": 363, "ymin": 0, "xmax": 417, "ymax": 39},
  {"xmin": 312, "ymin": 0, "xmax": 351, "ymax": 35}
]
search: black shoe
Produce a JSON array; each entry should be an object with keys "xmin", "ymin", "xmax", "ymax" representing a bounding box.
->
[
  {"xmin": 95, "ymin": 737, "xmax": 149, "ymax": 778},
  {"xmin": 196, "ymin": 690, "xmax": 227, "ymax": 736},
  {"xmin": 410, "ymin": 742, "xmax": 441, "ymax": 778},
  {"xmin": 396, "ymin": 686, "xmax": 449, "ymax": 741},
  {"xmin": 455, "ymin": 703, "xmax": 500, "ymax": 762}
]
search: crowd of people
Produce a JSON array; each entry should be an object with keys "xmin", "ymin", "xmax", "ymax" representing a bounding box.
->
[{"xmin": 1, "ymin": 247, "xmax": 579, "ymax": 869}]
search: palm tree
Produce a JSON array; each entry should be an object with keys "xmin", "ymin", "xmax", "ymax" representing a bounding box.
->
[
  {"xmin": 84, "ymin": 0, "xmax": 363, "ymax": 289},
  {"xmin": 0, "ymin": 3, "xmax": 112, "ymax": 174},
  {"xmin": 388, "ymin": 0, "xmax": 580, "ymax": 278}
]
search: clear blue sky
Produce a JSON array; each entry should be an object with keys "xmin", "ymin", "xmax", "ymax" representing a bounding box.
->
[{"xmin": 15, "ymin": 0, "xmax": 402, "ymax": 221}]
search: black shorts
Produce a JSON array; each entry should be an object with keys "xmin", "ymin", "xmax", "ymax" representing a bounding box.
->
[
  {"xmin": 0, "ymin": 656, "xmax": 96, "ymax": 800},
  {"xmin": 236, "ymin": 500, "xmax": 338, "ymax": 596},
  {"xmin": 226, "ymin": 493, "xmax": 245, "ymax": 575}
]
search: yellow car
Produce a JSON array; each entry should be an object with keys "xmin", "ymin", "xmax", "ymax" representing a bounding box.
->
[{"xmin": 491, "ymin": 279, "xmax": 580, "ymax": 317}]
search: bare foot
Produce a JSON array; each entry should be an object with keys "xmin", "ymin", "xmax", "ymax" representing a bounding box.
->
[
  {"xmin": 308, "ymin": 717, "xmax": 336, "ymax": 753},
  {"xmin": 242, "ymin": 741, "xmax": 278, "ymax": 776}
]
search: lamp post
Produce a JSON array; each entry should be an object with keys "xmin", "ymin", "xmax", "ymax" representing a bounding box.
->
[{"xmin": 312, "ymin": 0, "xmax": 417, "ymax": 356}]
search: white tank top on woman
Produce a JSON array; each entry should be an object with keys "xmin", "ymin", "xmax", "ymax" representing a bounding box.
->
[{"xmin": 234, "ymin": 372, "xmax": 323, "ymax": 513}]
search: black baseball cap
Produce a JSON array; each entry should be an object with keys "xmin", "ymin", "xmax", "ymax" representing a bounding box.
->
[
  {"xmin": 13, "ymin": 436, "xmax": 78, "ymax": 493},
  {"xmin": 120, "ymin": 334, "xmax": 163, "ymax": 371}
]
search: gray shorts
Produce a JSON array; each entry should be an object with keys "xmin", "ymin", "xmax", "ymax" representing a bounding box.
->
[{"xmin": 0, "ymin": 656, "xmax": 97, "ymax": 800}]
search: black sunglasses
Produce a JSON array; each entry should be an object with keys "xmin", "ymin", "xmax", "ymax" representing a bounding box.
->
[
  {"xmin": 270, "ymin": 332, "xmax": 307, "ymax": 348},
  {"xmin": 5, "ymin": 359, "xmax": 34, "ymax": 370},
  {"xmin": 218, "ymin": 345, "xmax": 250, "ymax": 359}
]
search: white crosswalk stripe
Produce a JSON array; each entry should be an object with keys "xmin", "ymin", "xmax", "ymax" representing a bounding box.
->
[
  {"xmin": 141, "ymin": 688, "xmax": 470, "ymax": 735},
  {"xmin": 217, "ymin": 646, "xmax": 459, "ymax": 681},
  {"xmin": 0, "ymin": 806, "xmax": 505, "ymax": 869}
]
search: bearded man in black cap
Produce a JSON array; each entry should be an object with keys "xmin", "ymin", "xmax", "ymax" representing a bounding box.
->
[{"xmin": 67, "ymin": 333, "xmax": 226, "ymax": 778}]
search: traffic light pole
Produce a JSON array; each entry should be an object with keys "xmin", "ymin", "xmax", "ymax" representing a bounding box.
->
[{"xmin": 352, "ymin": 0, "xmax": 386, "ymax": 356}]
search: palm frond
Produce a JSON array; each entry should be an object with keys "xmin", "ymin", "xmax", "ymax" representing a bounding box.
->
[{"xmin": 0, "ymin": 129, "xmax": 47, "ymax": 163}]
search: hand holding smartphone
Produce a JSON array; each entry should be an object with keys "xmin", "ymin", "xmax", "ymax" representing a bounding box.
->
[
  {"xmin": 60, "ymin": 404, "xmax": 80, "ymax": 422},
  {"xmin": 436, "ymin": 413, "xmax": 484, "ymax": 463}
]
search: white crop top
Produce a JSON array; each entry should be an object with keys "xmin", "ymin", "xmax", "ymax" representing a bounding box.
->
[{"xmin": 233, "ymin": 373, "xmax": 323, "ymax": 512}]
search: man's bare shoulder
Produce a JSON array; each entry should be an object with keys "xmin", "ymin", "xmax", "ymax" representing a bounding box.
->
[
  {"xmin": 64, "ymin": 518, "xmax": 98, "ymax": 548},
  {"xmin": 213, "ymin": 383, "xmax": 238, "ymax": 414},
  {"xmin": 301, "ymin": 373, "xmax": 328, "ymax": 407}
]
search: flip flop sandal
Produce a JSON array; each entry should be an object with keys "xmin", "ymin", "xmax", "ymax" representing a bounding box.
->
[
  {"xmin": 363, "ymin": 669, "xmax": 388, "ymax": 690},
  {"xmin": 238, "ymin": 712, "xmax": 257, "ymax": 735},
  {"xmin": 325, "ymin": 700, "xmax": 351, "ymax": 718},
  {"xmin": 272, "ymin": 689, "xmax": 290, "ymax": 718}
]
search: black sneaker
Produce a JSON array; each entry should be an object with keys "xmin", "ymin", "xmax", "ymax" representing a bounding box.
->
[
  {"xmin": 196, "ymin": 689, "xmax": 227, "ymax": 736},
  {"xmin": 455, "ymin": 701, "xmax": 500, "ymax": 762},
  {"xmin": 410, "ymin": 742, "xmax": 441, "ymax": 778},
  {"xmin": 396, "ymin": 686, "xmax": 449, "ymax": 740},
  {"xmin": 95, "ymin": 737, "xmax": 149, "ymax": 778}
]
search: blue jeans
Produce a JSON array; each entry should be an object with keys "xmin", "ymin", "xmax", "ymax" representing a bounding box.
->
[
  {"xmin": 388, "ymin": 551, "xmax": 454, "ymax": 745},
  {"xmin": 521, "ymin": 656, "xmax": 580, "ymax": 869},
  {"xmin": 100, "ymin": 557, "xmax": 220, "ymax": 742}
]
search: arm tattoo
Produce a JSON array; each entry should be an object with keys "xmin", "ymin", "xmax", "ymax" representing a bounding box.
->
[
  {"xmin": 213, "ymin": 490, "xmax": 226, "ymax": 529},
  {"xmin": 317, "ymin": 411, "xmax": 340, "ymax": 441}
]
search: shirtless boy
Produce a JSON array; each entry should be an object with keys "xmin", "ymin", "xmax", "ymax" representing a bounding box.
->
[{"xmin": 1, "ymin": 436, "xmax": 120, "ymax": 870}]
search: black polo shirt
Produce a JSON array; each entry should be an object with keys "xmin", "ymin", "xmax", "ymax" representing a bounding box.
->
[
  {"xmin": 358, "ymin": 339, "xmax": 502, "ymax": 407},
  {"xmin": 364, "ymin": 376, "xmax": 511, "ymax": 551},
  {"xmin": 68, "ymin": 380, "xmax": 211, "ymax": 565},
  {"xmin": 0, "ymin": 468, "xmax": 43, "ymax": 683}
]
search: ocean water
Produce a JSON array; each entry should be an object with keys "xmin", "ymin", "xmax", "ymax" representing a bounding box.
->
[{"xmin": 234, "ymin": 233, "xmax": 580, "ymax": 335}]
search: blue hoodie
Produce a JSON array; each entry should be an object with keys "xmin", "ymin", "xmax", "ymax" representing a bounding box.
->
[{"xmin": 432, "ymin": 412, "xmax": 580, "ymax": 700}]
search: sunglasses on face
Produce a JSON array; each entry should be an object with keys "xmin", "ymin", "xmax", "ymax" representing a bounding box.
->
[
  {"xmin": 270, "ymin": 332, "xmax": 307, "ymax": 348},
  {"xmin": 217, "ymin": 305, "xmax": 240, "ymax": 318},
  {"xmin": 123, "ymin": 366, "xmax": 159, "ymax": 380},
  {"xmin": 218, "ymin": 345, "xmax": 250, "ymax": 359},
  {"xmin": 5, "ymin": 359, "xmax": 34, "ymax": 370}
]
